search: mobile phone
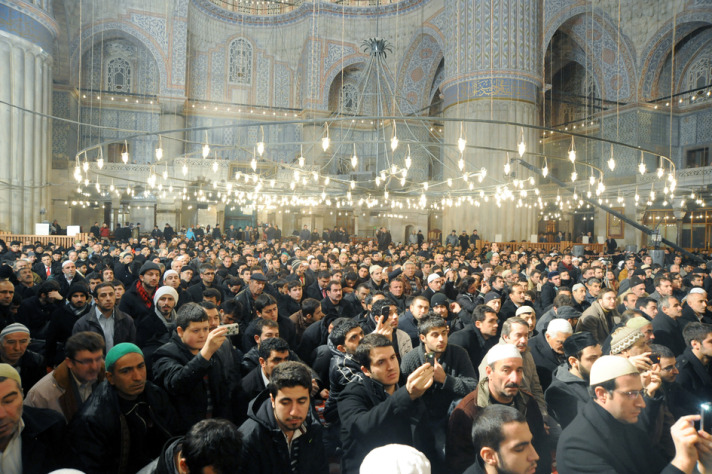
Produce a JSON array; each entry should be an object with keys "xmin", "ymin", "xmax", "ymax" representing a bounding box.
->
[
  {"xmin": 649, "ymin": 353, "xmax": 661, "ymax": 365},
  {"xmin": 701, "ymin": 403, "xmax": 712, "ymax": 434},
  {"xmin": 220, "ymin": 323, "xmax": 240, "ymax": 336},
  {"xmin": 425, "ymin": 352, "xmax": 436, "ymax": 366}
]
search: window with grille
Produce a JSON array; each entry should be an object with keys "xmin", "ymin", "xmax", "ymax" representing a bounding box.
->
[
  {"xmin": 229, "ymin": 39, "xmax": 252, "ymax": 85},
  {"xmin": 106, "ymin": 57, "xmax": 132, "ymax": 93}
]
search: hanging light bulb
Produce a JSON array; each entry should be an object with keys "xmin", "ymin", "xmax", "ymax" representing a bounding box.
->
[
  {"xmin": 202, "ymin": 131, "xmax": 210, "ymax": 158},
  {"xmin": 155, "ymin": 136, "xmax": 163, "ymax": 161},
  {"xmin": 324, "ymin": 177, "xmax": 330, "ymax": 185},
  {"xmin": 634, "ymin": 186, "xmax": 640, "ymax": 202},
  {"xmin": 182, "ymin": 164, "xmax": 188, "ymax": 176},
  {"xmin": 109, "ymin": 180, "xmax": 115, "ymax": 192},
  {"xmin": 589, "ymin": 175, "xmax": 595, "ymax": 185},
  {"xmin": 405, "ymin": 145, "xmax": 412, "ymax": 169},
  {"xmin": 162, "ymin": 168, "xmax": 168, "ymax": 180},
  {"xmin": 391, "ymin": 121, "xmax": 399, "ymax": 151},
  {"xmin": 82, "ymin": 160, "xmax": 89, "ymax": 172},
  {"xmin": 257, "ymin": 127, "xmax": 265, "ymax": 156},
  {"xmin": 121, "ymin": 140, "xmax": 129, "ymax": 164},
  {"xmin": 297, "ymin": 145, "xmax": 305, "ymax": 167},
  {"xmin": 568, "ymin": 136, "xmax": 576, "ymax": 162},
  {"xmin": 212, "ymin": 160, "xmax": 218, "ymax": 173},
  {"xmin": 251, "ymin": 147, "xmax": 257, "ymax": 172},
  {"xmin": 321, "ymin": 123, "xmax": 330, "ymax": 152},
  {"xmin": 504, "ymin": 153, "xmax": 511, "ymax": 175},
  {"xmin": 542, "ymin": 157, "xmax": 549, "ymax": 178},
  {"xmin": 571, "ymin": 166, "xmax": 578, "ymax": 182},
  {"xmin": 97, "ymin": 148, "xmax": 104, "ymax": 170},
  {"xmin": 607, "ymin": 144, "xmax": 615, "ymax": 171},
  {"xmin": 638, "ymin": 151, "xmax": 646, "ymax": 175},
  {"xmin": 391, "ymin": 164, "xmax": 397, "ymax": 174},
  {"xmin": 458, "ymin": 153, "xmax": 465, "ymax": 171},
  {"xmin": 458, "ymin": 122, "xmax": 467, "ymax": 153},
  {"xmin": 423, "ymin": 182, "xmax": 429, "ymax": 191},
  {"xmin": 517, "ymin": 127, "xmax": 526, "ymax": 157},
  {"xmin": 350, "ymin": 180, "xmax": 355, "ymax": 189}
]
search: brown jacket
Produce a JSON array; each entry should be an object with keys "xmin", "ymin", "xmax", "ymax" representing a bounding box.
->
[{"xmin": 24, "ymin": 361, "xmax": 105, "ymax": 422}]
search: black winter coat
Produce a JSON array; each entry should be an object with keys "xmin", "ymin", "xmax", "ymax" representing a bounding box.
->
[
  {"xmin": 238, "ymin": 390, "xmax": 327, "ymax": 474},
  {"xmin": 68, "ymin": 380, "xmax": 177, "ymax": 474},
  {"xmin": 45, "ymin": 302, "xmax": 92, "ymax": 366},
  {"xmin": 119, "ymin": 281, "xmax": 155, "ymax": 322},
  {"xmin": 152, "ymin": 333, "xmax": 233, "ymax": 432},
  {"xmin": 448, "ymin": 324, "xmax": 496, "ymax": 370},
  {"xmin": 676, "ymin": 346, "xmax": 712, "ymax": 402},
  {"xmin": 338, "ymin": 375, "xmax": 424, "ymax": 474},
  {"xmin": 653, "ymin": 311, "xmax": 687, "ymax": 356},
  {"xmin": 528, "ymin": 332, "xmax": 564, "ymax": 391},
  {"xmin": 557, "ymin": 401, "xmax": 680, "ymax": 474},
  {"xmin": 19, "ymin": 405, "xmax": 68, "ymax": 474}
]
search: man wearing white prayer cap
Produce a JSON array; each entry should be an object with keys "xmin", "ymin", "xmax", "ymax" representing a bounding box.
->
[
  {"xmin": 447, "ymin": 345, "xmax": 550, "ymax": 473},
  {"xmin": 557, "ymin": 355, "xmax": 710, "ymax": 473},
  {"xmin": 360, "ymin": 444, "xmax": 431, "ymax": 474}
]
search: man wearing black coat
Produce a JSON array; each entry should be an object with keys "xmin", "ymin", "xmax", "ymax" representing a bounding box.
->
[
  {"xmin": 557, "ymin": 355, "xmax": 696, "ymax": 474},
  {"xmin": 69, "ymin": 343, "xmax": 178, "ymax": 474},
  {"xmin": 338, "ymin": 334, "xmax": 433, "ymax": 474},
  {"xmin": 238, "ymin": 361, "xmax": 328, "ymax": 474},
  {"xmin": 0, "ymin": 364, "xmax": 67, "ymax": 474},
  {"xmin": 675, "ymin": 321, "xmax": 712, "ymax": 403},
  {"xmin": 52, "ymin": 260, "xmax": 85, "ymax": 297},
  {"xmin": 73, "ymin": 282, "xmax": 136, "ymax": 352},
  {"xmin": 448, "ymin": 304, "xmax": 499, "ymax": 369},
  {"xmin": 152, "ymin": 303, "xmax": 232, "ymax": 433},
  {"xmin": 539, "ymin": 272, "xmax": 560, "ymax": 310},
  {"xmin": 186, "ymin": 263, "xmax": 223, "ymax": 304},
  {"xmin": 0, "ymin": 323, "xmax": 46, "ymax": 393},
  {"xmin": 654, "ymin": 296, "xmax": 687, "ymax": 356},
  {"xmin": 237, "ymin": 337, "xmax": 291, "ymax": 421},
  {"xmin": 545, "ymin": 332, "xmax": 601, "ymax": 429},
  {"xmin": 528, "ymin": 319, "xmax": 572, "ymax": 391},
  {"xmin": 119, "ymin": 261, "xmax": 162, "ymax": 322},
  {"xmin": 16, "ymin": 279, "xmax": 63, "ymax": 339},
  {"xmin": 234, "ymin": 273, "xmax": 268, "ymax": 333},
  {"xmin": 45, "ymin": 283, "xmax": 93, "ymax": 367}
]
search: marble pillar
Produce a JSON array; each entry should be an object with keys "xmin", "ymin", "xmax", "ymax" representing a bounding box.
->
[{"xmin": 440, "ymin": 0, "xmax": 541, "ymax": 242}]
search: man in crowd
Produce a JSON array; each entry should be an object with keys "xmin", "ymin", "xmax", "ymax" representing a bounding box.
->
[
  {"xmin": 25, "ymin": 331, "xmax": 105, "ymax": 422},
  {"xmin": 675, "ymin": 322, "xmax": 712, "ymax": 402},
  {"xmin": 238, "ymin": 361, "xmax": 328, "ymax": 473},
  {"xmin": 0, "ymin": 323, "xmax": 45, "ymax": 392},
  {"xmin": 69, "ymin": 343, "xmax": 178, "ymax": 474},
  {"xmin": 545, "ymin": 331, "xmax": 601, "ymax": 428},
  {"xmin": 528, "ymin": 319, "xmax": 573, "ymax": 390},
  {"xmin": 447, "ymin": 344, "xmax": 548, "ymax": 474},
  {"xmin": 654, "ymin": 296, "xmax": 686, "ymax": 356},
  {"xmin": 73, "ymin": 282, "xmax": 136, "ymax": 351},
  {"xmin": 338, "ymin": 333, "xmax": 434, "ymax": 473},
  {"xmin": 152, "ymin": 303, "xmax": 232, "ymax": 432},
  {"xmin": 119, "ymin": 262, "xmax": 162, "ymax": 322},
  {"xmin": 577, "ymin": 287, "xmax": 620, "ymax": 343},
  {"xmin": 449, "ymin": 304, "xmax": 499, "ymax": 369}
]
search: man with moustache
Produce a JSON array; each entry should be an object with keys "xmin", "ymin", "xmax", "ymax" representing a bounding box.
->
[
  {"xmin": 447, "ymin": 344, "xmax": 549, "ymax": 474},
  {"xmin": 119, "ymin": 262, "xmax": 162, "ymax": 323}
]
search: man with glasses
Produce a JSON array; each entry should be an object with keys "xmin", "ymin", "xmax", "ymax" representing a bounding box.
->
[
  {"xmin": 187, "ymin": 263, "xmax": 223, "ymax": 303},
  {"xmin": 557, "ymin": 355, "xmax": 710, "ymax": 473},
  {"xmin": 25, "ymin": 331, "xmax": 105, "ymax": 422}
]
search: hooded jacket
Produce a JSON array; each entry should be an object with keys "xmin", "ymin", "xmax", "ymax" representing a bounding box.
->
[
  {"xmin": 544, "ymin": 363, "xmax": 590, "ymax": 428},
  {"xmin": 238, "ymin": 390, "xmax": 327, "ymax": 474},
  {"xmin": 324, "ymin": 338, "xmax": 363, "ymax": 422}
]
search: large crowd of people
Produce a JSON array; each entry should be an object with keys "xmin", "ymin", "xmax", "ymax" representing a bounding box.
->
[{"xmin": 1, "ymin": 223, "xmax": 712, "ymax": 473}]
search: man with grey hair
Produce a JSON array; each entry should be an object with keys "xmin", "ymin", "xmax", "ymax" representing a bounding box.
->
[
  {"xmin": 653, "ymin": 296, "xmax": 686, "ymax": 356},
  {"xmin": 529, "ymin": 319, "xmax": 573, "ymax": 390},
  {"xmin": 571, "ymin": 282, "xmax": 590, "ymax": 312}
]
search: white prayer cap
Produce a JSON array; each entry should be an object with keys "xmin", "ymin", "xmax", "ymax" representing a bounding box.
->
[
  {"xmin": 589, "ymin": 355, "xmax": 638, "ymax": 385},
  {"xmin": 486, "ymin": 344, "xmax": 522, "ymax": 365},
  {"xmin": 546, "ymin": 319, "xmax": 573, "ymax": 336},
  {"xmin": 360, "ymin": 444, "xmax": 431, "ymax": 474}
]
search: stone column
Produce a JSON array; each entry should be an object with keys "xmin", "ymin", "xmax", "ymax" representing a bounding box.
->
[
  {"xmin": 440, "ymin": 0, "xmax": 541, "ymax": 242},
  {"xmin": 0, "ymin": 1, "xmax": 56, "ymax": 233}
]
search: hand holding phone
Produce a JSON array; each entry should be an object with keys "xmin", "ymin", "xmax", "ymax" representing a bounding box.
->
[{"xmin": 425, "ymin": 352, "xmax": 436, "ymax": 366}]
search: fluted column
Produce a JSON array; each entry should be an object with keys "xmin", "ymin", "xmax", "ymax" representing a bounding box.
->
[
  {"xmin": 440, "ymin": 0, "xmax": 541, "ymax": 242},
  {"xmin": 0, "ymin": 1, "xmax": 56, "ymax": 233}
]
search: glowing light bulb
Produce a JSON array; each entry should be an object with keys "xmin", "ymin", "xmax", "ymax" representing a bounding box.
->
[
  {"xmin": 82, "ymin": 161, "xmax": 89, "ymax": 172},
  {"xmin": 571, "ymin": 171, "xmax": 578, "ymax": 182},
  {"xmin": 458, "ymin": 137, "xmax": 466, "ymax": 153},
  {"xmin": 542, "ymin": 164, "xmax": 549, "ymax": 177},
  {"xmin": 568, "ymin": 149, "xmax": 576, "ymax": 162},
  {"xmin": 202, "ymin": 143, "xmax": 210, "ymax": 158},
  {"xmin": 423, "ymin": 182, "xmax": 429, "ymax": 191},
  {"xmin": 458, "ymin": 155, "xmax": 465, "ymax": 171},
  {"xmin": 256, "ymin": 141, "xmax": 265, "ymax": 156},
  {"xmin": 589, "ymin": 175, "xmax": 595, "ymax": 185},
  {"xmin": 163, "ymin": 169, "xmax": 168, "ymax": 180},
  {"xmin": 97, "ymin": 157, "xmax": 104, "ymax": 169},
  {"xmin": 638, "ymin": 161, "xmax": 646, "ymax": 175},
  {"xmin": 324, "ymin": 177, "xmax": 330, "ymax": 185},
  {"xmin": 517, "ymin": 128, "xmax": 526, "ymax": 157},
  {"xmin": 182, "ymin": 164, "xmax": 188, "ymax": 176},
  {"xmin": 390, "ymin": 135, "xmax": 398, "ymax": 151},
  {"xmin": 351, "ymin": 154, "xmax": 358, "ymax": 169},
  {"xmin": 321, "ymin": 136, "xmax": 330, "ymax": 151},
  {"xmin": 298, "ymin": 156, "xmax": 305, "ymax": 167},
  {"xmin": 391, "ymin": 165, "xmax": 397, "ymax": 174},
  {"xmin": 657, "ymin": 167, "xmax": 664, "ymax": 178},
  {"xmin": 212, "ymin": 161, "xmax": 218, "ymax": 173},
  {"xmin": 251, "ymin": 158, "xmax": 257, "ymax": 172},
  {"xmin": 350, "ymin": 180, "xmax": 355, "ymax": 189},
  {"xmin": 504, "ymin": 162, "xmax": 511, "ymax": 175}
]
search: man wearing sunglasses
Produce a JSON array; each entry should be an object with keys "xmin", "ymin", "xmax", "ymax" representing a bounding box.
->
[{"xmin": 25, "ymin": 331, "xmax": 105, "ymax": 422}]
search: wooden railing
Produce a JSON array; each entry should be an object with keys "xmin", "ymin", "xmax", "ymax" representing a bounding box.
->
[
  {"xmin": 475, "ymin": 240, "xmax": 607, "ymax": 254},
  {"xmin": 0, "ymin": 232, "xmax": 90, "ymax": 248}
]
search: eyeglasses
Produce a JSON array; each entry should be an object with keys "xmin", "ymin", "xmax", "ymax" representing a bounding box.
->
[
  {"xmin": 613, "ymin": 389, "xmax": 645, "ymax": 400},
  {"xmin": 72, "ymin": 356, "xmax": 104, "ymax": 366}
]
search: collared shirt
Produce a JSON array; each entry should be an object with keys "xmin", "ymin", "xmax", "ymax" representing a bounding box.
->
[
  {"xmin": 283, "ymin": 423, "xmax": 306, "ymax": 454},
  {"xmin": 260, "ymin": 368, "xmax": 270, "ymax": 389},
  {"xmin": 96, "ymin": 306, "xmax": 115, "ymax": 350},
  {"xmin": 70, "ymin": 370, "xmax": 94, "ymax": 403},
  {"xmin": 0, "ymin": 417, "xmax": 24, "ymax": 473}
]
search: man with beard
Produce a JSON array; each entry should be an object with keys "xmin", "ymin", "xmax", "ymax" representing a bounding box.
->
[
  {"xmin": 53, "ymin": 259, "xmax": 85, "ymax": 297},
  {"xmin": 463, "ymin": 405, "xmax": 540, "ymax": 474},
  {"xmin": 447, "ymin": 344, "xmax": 549, "ymax": 474},
  {"xmin": 135, "ymin": 286, "xmax": 178, "ymax": 365},
  {"xmin": 25, "ymin": 331, "xmax": 105, "ymax": 422},
  {"xmin": 238, "ymin": 361, "xmax": 327, "ymax": 474},
  {"xmin": 234, "ymin": 272, "xmax": 267, "ymax": 330},
  {"xmin": 45, "ymin": 283, "xmax": 93, "ymax": 367},
  {"xmin": 545, "ymin": 332, "xmax": 602, "ymax": 428},
  {"xmin": 119, "ymin": 262, "xmax": 161, "ymax": 323},
  {"xmin": 74, "ymin": 282, "xmax": 136, "ymax": 351},
  {"xmin": 16, "ymin": 279, "xmax": 63, "ymax": 339},
  {"xmin": 577, "ymin": 288, "xmax": 621, "ymax": 343}
]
